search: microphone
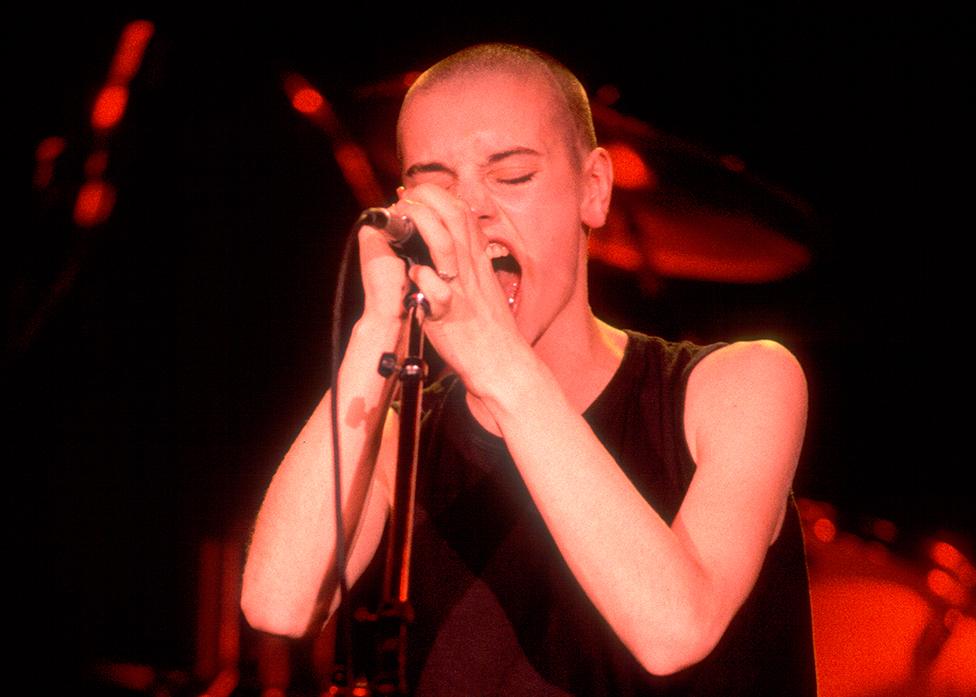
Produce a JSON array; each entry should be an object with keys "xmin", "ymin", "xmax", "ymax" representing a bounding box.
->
[{"xmin": 360, "ymin": 207, "xmax": 431, "ymax": 267}]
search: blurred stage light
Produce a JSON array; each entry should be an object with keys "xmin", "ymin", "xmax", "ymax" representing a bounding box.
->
[{"xmin": 91, "ymin": 84, "xmax": 128, "ymax": 130}]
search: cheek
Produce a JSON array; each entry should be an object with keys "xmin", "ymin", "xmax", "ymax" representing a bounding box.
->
[
  {"xmin": 495, "ymin": 178, "xmax": 586, "ymax": 270},
  {"xmin": 520, "ymin": 215, "xmax": 583, "ymax": 271},
  {"xmin": 497, "ymin": 171, "xmax": 582, "ymax": 216}
]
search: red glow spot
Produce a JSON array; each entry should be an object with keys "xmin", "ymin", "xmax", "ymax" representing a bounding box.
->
[
  {"xmin": 291, "ymin": 87, "xmax": 324, "ymax": 115},
  {"xmin": 73, "ymin": 180, "xmax": 116, "ymax": 227},
  {"xmin": 871, "ymin": 518, "xmax": 897, "ymax": 543},
  {"xmin": 927, "ymin": 568, "xmax": 967, "ymax": 606},
  {"xmin": 34, "ymin": 136, "xmax": 67, "ymax": 189},
  {"xmin": 35, "ymin": 136, "xmax": 66, "ymax": 162},
  {"xmin": 930, "ymin": 540, "xmax": 965, "ymax": 571},
  {"xmin": 109, "ymin": 20, "xmax": 155, "ymax": 82},
  {"xmin": 605, "ymin": 142, "xmax": 656, "ymax": 191},
  {"xmin": 91, "ymin": 85, "xmax": 129, "ymax": 130},
  {"xmin": 283, "ymin": 73, "xmax": 337, "ymax": 130},
  {"xmin": 813, "ymin": 517, "xmax": 837, "ymax": 543}
]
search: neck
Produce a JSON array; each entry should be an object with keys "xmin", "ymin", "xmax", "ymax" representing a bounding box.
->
[
  {"xmin": 534, "ymin": 310, "xmax": 628, "ymax": 414},
  {"xmin": 532, "ymin": 247, "xmax": 627, "ymax": 412}
]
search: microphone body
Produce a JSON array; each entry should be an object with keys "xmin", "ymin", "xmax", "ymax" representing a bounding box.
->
[{"xmin": 361, "ymin": 207, "xmax": 431, "ymax": 267}]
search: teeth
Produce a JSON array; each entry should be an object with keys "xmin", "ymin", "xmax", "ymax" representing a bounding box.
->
[
  {"xmin": 486, "ymin": 242, "xmax": 510, "ymax": 259},
  {"xmin": 487, "ymin": 241, "xmax": 519, "ymax": 311}
]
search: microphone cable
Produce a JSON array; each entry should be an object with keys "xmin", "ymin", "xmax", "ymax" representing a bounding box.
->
[{"xmin": 328, "ymin": 216, "xmax": 362, "ymax": 686}]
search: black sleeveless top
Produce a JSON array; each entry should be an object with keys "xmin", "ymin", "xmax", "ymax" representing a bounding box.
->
[{"xmin": 395, "ymin": 331, "xmax": 816, "ymax": 696}]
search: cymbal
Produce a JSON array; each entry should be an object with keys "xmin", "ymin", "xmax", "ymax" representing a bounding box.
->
[{"xmin": 589, "ymin": 102, "xmax": 812, "ymax": 283}]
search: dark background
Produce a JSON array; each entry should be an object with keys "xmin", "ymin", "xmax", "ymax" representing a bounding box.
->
[{"xmin": 11, "ymin": 8, "xmax": 971, "ymax": 691}]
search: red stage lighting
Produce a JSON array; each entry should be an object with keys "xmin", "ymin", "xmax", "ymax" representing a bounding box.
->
[
  {"xmin": 291, "ymin": 87, "xmax": 324, "ymax": 115},
  {"xmin": 109, "ymin": 20, "xmax": 155, "ymax": 83},
  {"xmin": 91, "ymin": 85, "xmax": 129, "ymax": 130},
  {"xmin": 605, "ymin": 142, "xmax": 656, "ymax": 191},
  {"xmin": 73, "ymin": 180, "xmax": 116, "ymax": 227}
]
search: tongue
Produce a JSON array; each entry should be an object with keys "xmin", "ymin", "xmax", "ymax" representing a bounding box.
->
[{"xmin": 494, "ymin": 269, "xmax": 520, "ymax": 305}]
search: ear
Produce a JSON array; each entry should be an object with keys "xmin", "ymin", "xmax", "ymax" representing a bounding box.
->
[{"xmin": 579, "ymin": 147, "xmax": 614, "ymax": 230}]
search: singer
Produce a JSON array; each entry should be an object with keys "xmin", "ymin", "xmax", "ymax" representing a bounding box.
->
[{"xmin": 241, "ymin": 44, "xmax": 816, "ymax": 695}]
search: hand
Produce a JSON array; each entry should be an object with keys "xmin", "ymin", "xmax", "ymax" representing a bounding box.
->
[
  {"xmin": 391, "ymin": 184, "xmax": 529, "ymax": 399},
  {"xmin": 357, "ymin": 219, "xmax": 410, "ymax": 325}
]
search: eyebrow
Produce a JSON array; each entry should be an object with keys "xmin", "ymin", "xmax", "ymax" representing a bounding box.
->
[
  {"xmin": 487, "ymin": 147, "xmax": 542, "ymax": 164},
  {"xmin": 404, "ymin": 161, "xmax": 454, "ymax": 179},
  {"xmin": 404, "ymin": 147, "xmax": 543, "ymax": 179}
]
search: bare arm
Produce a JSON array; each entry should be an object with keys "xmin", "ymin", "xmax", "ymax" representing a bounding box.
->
[
  {"xmin": 479, "ymin": 338, "xmax": 807, "ymax": 675},
  {"xmin": 240, "ymin": 227, "xmax": 405, "ymax": 637}
]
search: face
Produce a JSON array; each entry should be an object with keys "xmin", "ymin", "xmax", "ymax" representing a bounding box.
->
[{"xmin": 398, "ymin": 71, "xmax": 609, "ymax": 349}]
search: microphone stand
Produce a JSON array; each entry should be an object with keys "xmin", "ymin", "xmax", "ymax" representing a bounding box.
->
[{"xmin": 332, "ymin": 287, "xmax": 428, "ymax": 696}]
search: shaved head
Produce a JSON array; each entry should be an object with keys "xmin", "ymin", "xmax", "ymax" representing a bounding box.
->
[{"xmin": 397, "ymin": 43, "xmax": 597, "ymax": 168}]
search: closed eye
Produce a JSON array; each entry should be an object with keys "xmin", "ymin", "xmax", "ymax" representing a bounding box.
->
[{"xmin": 494, "ymin": 171, "xmax": 536, "ymax": 185}]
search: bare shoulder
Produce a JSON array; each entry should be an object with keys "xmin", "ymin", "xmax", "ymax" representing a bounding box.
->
[
  {"xmin": 683, "ymin": 339, "xmax": 807, "ymax": 471},
  {"xmin": 688, "ymin": 339, "xmax": 806, "ymax": 410}
]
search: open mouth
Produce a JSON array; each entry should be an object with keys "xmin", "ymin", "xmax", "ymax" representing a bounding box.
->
[{"xmin": 487, "ymin": 242, "xmax": 521, "ymax": 310}]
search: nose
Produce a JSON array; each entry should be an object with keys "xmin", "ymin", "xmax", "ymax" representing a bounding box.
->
[{"xmin": 455, "ymin": 178, "xmax": 495, "ymax": 221}]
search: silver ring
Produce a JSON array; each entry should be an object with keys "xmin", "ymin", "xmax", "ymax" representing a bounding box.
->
[{"xmin": 437, "ymin": 270, "xmax": 458, "ymax": 282}]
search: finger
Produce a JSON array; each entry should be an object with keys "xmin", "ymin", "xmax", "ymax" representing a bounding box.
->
[
  {"xmin": 358, "ymin": 223, "xmax": 396, "ymax": 260},
  {"xmin": 393, "ymin": 195, "xmax": 461, "ymax": 279},
  {"xmin": 408, "ymin": 264, "xmax": 453, "ymax": 320},
  {"xmin": 358, "ymin": 224, "xmax": 410, "ymax": 280},
  {"xmin": 410, "ymin": 184, "xmax": 477, "ymax": 253},
  {"xmin": 408, "ymin": 184, "xmax": 493, "ymax": 282},
  {"xmin": 398, "ymin": 183, "xmax": 478, "ymax": 269},
  {"xmin": 357, "ymin": 225, "xmax": 409, "ymax": 319}
]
